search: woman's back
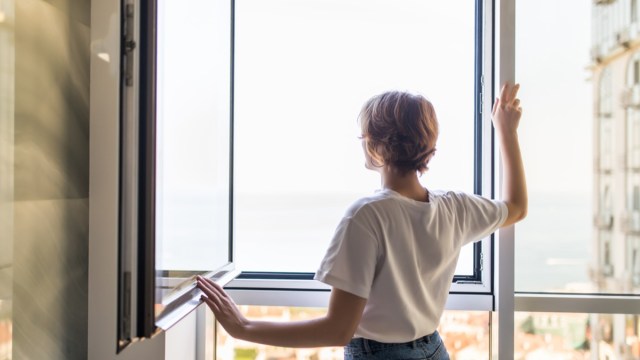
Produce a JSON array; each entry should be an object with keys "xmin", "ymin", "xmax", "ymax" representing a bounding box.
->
[{"xmin": 315, "ymin": 188, "xmax": 507, "ymax": 343}]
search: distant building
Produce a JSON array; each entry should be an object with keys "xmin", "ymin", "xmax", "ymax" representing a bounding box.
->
[{"xmin": 591, "ymin": 0, "xmax": 640, "ymax": 358}]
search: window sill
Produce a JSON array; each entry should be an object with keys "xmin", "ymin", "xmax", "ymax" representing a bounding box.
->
[{"xmin": 226, "ymin": 275, "xmax": 494, "ymax": 311}]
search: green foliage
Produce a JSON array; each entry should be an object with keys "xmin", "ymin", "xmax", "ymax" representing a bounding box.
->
[
  {"xmin": 234, "ymin": 348, "xmax": 258, "ymax": 360},
  {"xmin": 520, "ymin": 315, "xmax": 535, "ymax": 335}
]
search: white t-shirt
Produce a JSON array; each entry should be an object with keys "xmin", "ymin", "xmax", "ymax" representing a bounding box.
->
[{"xmin": 314, "ymin": 188, "xmax": 507, "ymax": 343}]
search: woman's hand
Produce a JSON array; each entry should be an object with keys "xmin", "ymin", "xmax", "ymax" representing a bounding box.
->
[
  {"xmin": 492, "ymin": 82, "xmax": 522, "ymax": 135},
  {"xmin": 196, "ymin": 276, "xmax": 366, "ymax": 347},
  {"xmin": 196, "ymin": 275, "xmax": 249, "ymax": 338},
  {"xmin": 492, "ymin": 82, "xmax": 527, "ymax": 227}
]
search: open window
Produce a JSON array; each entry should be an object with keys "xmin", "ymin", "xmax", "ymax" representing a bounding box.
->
[
  {"xmin": 118, "ymin": 0, "xmax": 237, "ymax": 346},
  {"xmin": 229, "ymin": 0, "xmax": 495, "ymax": 299},
  {"xmin": 117, "ymin": 0, "xmax": 495, "ymax": 348}
]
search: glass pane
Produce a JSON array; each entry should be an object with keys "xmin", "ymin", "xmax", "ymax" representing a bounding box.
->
[
  {"xmin": 515, "ymin": 312, "xmax": 640, "ymax": 359},
  {"xmin": 154, "ymin": 0, "xmax": 232, "ymax": 311},
  {"xmin": 216, "ymin": 307, "xmax": 489, "ymax": 359},
  {"xmin": 234, "ymin": 0, "xmax": 477, "ymax": 274},
  {"xmin": 513, "ymin": 0, "xmax": 640, "ymax": 293}
]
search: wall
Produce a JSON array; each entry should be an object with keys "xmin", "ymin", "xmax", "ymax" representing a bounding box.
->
[
  {"xmin": 1, "ymin": 0, "xmax": 90, "ymax": 358},
  {"xmin": 0, "ymin": 0, "xmax": 14, "ymax": 358}
]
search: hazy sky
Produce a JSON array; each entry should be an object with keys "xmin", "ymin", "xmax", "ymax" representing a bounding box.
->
[
  {"xmin": 234, "ymin": 0, "xmax": 477, "ymax": 195},
  {"xmin": 157, "ymin": 0, "xmax": 596, "ymax": 276},
  {"xmin": 516, "ymin": 0, "xmax": 593, "ymax": 196},
  {"xmin": 159, "ymin": 0, "xmax": 594, "ymax": 198}
]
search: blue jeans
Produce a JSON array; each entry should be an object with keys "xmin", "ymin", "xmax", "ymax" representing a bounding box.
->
[{"xmin": 344, "ymin": 331, "xmax": 450, "ymax": 360}]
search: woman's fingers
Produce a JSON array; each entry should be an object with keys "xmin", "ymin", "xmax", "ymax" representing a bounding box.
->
[
  {"xmin": 499, "ymin": 82, "xmax": 520, "ymax": 105},
  {"xmin": 500, "ymin": 83, "xmax": 511, "ymax": 104},
  {"xmin": 196, "ymin": 276, "xmax": 216, "ymax": 297},
  {"xmin": 196, "ymin": 276, "xmax": 249, "ymax": 338},
  {"xmin": 197, "ymin": 275, "xmax": 222, "ymax": 295},
  {"xmin": 509, "ymin": 83, "xmax": 520, "ymax": 103},
  {"xmin": 201, "ymin": 294, "xmax": 221, "ymax": 313},
  {"xmin": 199, "ymin": 276, "xmax": 235, "ymax": 307},
  {"xmin": 196, "ymin": 276, "xmax": 239, "ymax": 313}
]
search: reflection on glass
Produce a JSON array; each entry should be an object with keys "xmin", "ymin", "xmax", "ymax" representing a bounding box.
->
[
  {"xmin": 234, "ymin": 0, "xmax": 477, "ymax": 274},
  {"xmin": 0, "ymin": 301, "xmax": 10, "ymax": 360},
  {"xmin": 0, "ymin": 0, "xmax": 13, "ymax": 358},
  {"xmin": 154, "ymin": 0, "xmax": 232, "ymax": 318},
  {"xmin": 216, "ymin": 307, "xmax": 489, "ymax": 359},
  {"xmin": 515, "ymin": 312, "xmax": 640, "ymax": 359}
]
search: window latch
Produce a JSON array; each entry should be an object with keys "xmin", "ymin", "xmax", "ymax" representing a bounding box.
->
[{"xmin": 123, "ymin": 3, "xmax": 136, "ymax": 87}]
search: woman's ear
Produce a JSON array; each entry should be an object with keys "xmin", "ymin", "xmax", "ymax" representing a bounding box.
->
[{"xmin": 362, "ymin": 140, "xmax": 382, "ymax": 170}]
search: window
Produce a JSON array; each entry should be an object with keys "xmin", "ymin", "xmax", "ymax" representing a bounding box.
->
[
  {"xmin": 155, "ymin": 0, "xmax": 232, "ymax": 273},
  {"xmin": 601, "ymin": 67, "xmax": 614, "ymax": 171},
  {"xmin": 514, "ymin": 0, "xmax": 640, "ymax": 297},
  {"xmin": 512, "ymin": 1, "xmax": 640, "ymax": 358},
  {"xmin": 233, "ymin": 0, "xmax": 486, "ymax": 282},
  {"xmin": 120, "ymin": 0, "xmax": 491, "ymax": 343},
  {"xmin": 153, "ymin": 0, "xmax": 235, "ymax": 331},
  {"xmin": 118, "ymin": 0, "xmax": 237, "ymax": 341},
  {"xmin": 631, "ymin": 115, "xmax": 640, "ymax": 168},
  {"xmin": 601, "ymin": 232, "xmax": 614, "ymax": 277},
  {"xmin": 628, "ymin": 236, "xmax": 640, "ymax": 287},
  {"xmin": 514, "ymin": 0, "xmax": 596, "ymax": 293}
]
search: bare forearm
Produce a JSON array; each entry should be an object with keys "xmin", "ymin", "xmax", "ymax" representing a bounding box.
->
[
  {"xmin": 497, "ymin": 129, "xmax": 527, "ymax": 226},
  {"xmin": 237, "ymin": 317, "xmax": 350, "ymax": 348},
  {"xmin": 198, "ymin": 277, "xmax": 365, "ymax": 349}
]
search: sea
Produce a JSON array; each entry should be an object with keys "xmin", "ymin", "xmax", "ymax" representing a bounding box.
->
[{"xmin": 160, "ymin": 190, "xmax": 596, "ymax": 293}]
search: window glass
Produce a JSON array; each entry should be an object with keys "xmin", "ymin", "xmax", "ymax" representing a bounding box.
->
[
  {"xmin": 234, "ymin": 0, "xmax": 477, "ymax": 274},
  {"xmin": 513, "ymin": 0, "xmax": 640, "ymax": 293},
  {"xmin": 515, "ymin": 312, "xmax": 640, "ymax": 359},
  {"xmin": 216, "ymin": 307, "xmax": 489, "ymax": 359},
  {"xmin": 156, "ymin": 0, "xmax": 231, "ymax": 272},
  {"xmin": 154, "ymin": 0, "xmax": 233, "ymax": 315}
]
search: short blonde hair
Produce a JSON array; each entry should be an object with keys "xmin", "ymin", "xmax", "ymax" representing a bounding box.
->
[{"xmin": 359, "ymin": 91, "xmax": 439, "ymax": 174}]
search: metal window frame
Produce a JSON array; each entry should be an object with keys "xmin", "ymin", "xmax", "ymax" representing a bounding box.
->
[
  {"xmin": 117, "ymin": 0, "xmax": 239, "ymax": 346},
  {"xmin": 229, "ymin": 0, "xmax": 495, "ymax": 308}
]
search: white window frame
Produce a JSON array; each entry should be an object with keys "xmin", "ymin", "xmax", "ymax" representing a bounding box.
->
[
  {"xmin": 226, "ymin": 0, "xmax": 640, "ymax": 357},
  {"xmin": 228, "ymin": 0, "xmax": 496, "ymax": 309}
]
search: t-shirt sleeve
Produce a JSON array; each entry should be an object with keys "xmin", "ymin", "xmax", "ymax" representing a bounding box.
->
[
  {"xmin": 314, "ymin": 215, "xmax": 378, "ymax": 299},
  {"xmin": 453, "ymin": 192, "xmax": 508, "ymax": 247}
]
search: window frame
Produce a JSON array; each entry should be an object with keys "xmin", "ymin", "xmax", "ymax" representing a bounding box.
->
[
  {"xmin": 228, "ymin": 0, "xmax": 496, "ymax": 305},
  {"xmin": 96, "ymin": 0, "xmax": 640, "ymax": 358},
  {"xmin": 117, "ymin": 0, "xmax": 239, "ymax": 344}
]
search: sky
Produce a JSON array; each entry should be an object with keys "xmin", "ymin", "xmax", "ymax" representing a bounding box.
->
[
  {"xmin": 157, "ymin": 0, "xmax": 594, "ymax": 198},
  {"xmin": 233, "ymin": 0, "xmax": 477, "ymax": 195},
  {"xmin": 155, "ymin": 0, "xmax": 598, "ymax": 284}
]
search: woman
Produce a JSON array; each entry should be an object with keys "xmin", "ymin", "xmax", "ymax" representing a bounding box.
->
[{"xmin": 196, "ymin": 82, "xmax": 526, "ymax": 359}]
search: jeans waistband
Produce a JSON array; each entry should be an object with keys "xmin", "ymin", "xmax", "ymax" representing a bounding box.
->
[{"xmin": 348, "ymin": 330, "xmax": 441, "ymax": 353}]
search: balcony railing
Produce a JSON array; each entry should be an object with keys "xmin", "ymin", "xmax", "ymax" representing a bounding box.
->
[
  {"xmin": 594, "ymin": 212, "xmax": 614, "ymax": 229},
  {"xmin": 621, "ymin": 84, "xmax": 640, "ymax": 109},
  {"xmin": 621, "ymin": 211, "xmax": 640, "ymax": 233},
  {"xmin": 594, "ymin": 0, "xmax": 616, "ymax": 5}
]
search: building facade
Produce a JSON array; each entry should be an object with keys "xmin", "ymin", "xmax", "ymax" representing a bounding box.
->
[{"xmin": 592, "ymin": 0, "xmax": 640, "ymax": 358}]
